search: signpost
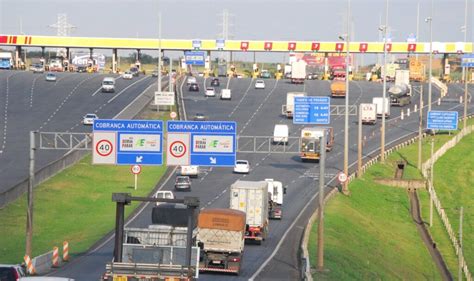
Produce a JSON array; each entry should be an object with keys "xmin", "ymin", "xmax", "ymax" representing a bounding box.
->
[
  {"xmin": 294, "ymin": 97, "xmax": 331, "ymax": 124},
  {"xmin": 184, "ymin": 51, "xmax": 205, "ymax": 66},
  {"xmin": 427, "ymin": 111, "xmax": 458, "ymax": 130},
  {"xmin": 93, "ymin": 119, "xmax": 163, "ymax": 165},
  {"xmin": 131, "ymin": 164, "xmax": 141, "ymax": 190},
  {"xmin": 461, "ymin": 53, "xmax": 474, "ymax": 67},
  {"xmin": 166, "ymin": 121, "xmax": 236, "ymax": 166},
  {"xmin": 170, "ymin": 111, "xmax": 177, "ymax": 120},
  {"xmin": 154, "ymin": 91, "xmax": 175, "ymax": 106},
  {"xmin": 337, "ymin": 172, "xmax": 348, "ymax": 184}
]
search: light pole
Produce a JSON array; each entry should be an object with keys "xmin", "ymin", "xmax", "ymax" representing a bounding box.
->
[
  {"xmin": 462, "ymin": 0, "xmax": 469, "ymax": 129},
  {"xmin": 426, "ymin": 14, "xmax": 433, "ymax": 112},
  {"xmin": 380, "ymin": 0, "xmax": 388, "ymax": 162},
  {"xmin": 157, "ymin": 12, "xmax": 162, "ymax": 113},
  {"xmin": 341, "ymin": 0, "xmax": 350, "ymax": 194}
]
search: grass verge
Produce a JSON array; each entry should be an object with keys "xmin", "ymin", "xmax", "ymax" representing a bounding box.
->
[
  {"xmin": 0, "ymin": 106, "xmax": 174, "ymax": 264},
  {"xmin": 309, "ymin": 118, "xmax": 474, "ymax": 280}
]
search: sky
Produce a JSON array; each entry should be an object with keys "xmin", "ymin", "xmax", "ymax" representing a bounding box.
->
[{"xmin": 0, "ymin": 0, "xmax": 472, "ymax": 63}]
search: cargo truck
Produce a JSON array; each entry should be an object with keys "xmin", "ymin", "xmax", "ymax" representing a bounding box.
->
[
  {"xmin": 389, "ymin": 84, "xmax": 411, "ymax": 106},
  {"xmin": 197, "ymin": 208, "xmax": 246, "ymax": 275},
  {"xmin": 291, "ymin": 60, "xmax": 306, "ymax": 84},
  {"xmin": 282, "ymin": 92, "xmax": 307, "ymax": 118},
  {"xmin": 218, "ymin": 63, "xmax": 227, "ymax": 77},
  {"xmin": 0, "ymin": 52, "xmax": 13, "ymax": 69},
  {"xmin": 381, "ymin": 63, "xmax": 400, "ymax": 82},
  {"xmin": 265, "ymin": 179, "xmax": 285, "ymax": 219},
  {"xmin": 360, "ymin": 103, "xmax": 377, "ymax": 125},
  {"xmin": 102, "ymin": 204, "xmax": 199, "ymax": 280},
  {"xmin": 372, "ymin": 97, "xmax": 390, "ymax": 118},
  {"xmin": 330, "ymin": 81, "xmax": 346, "ymax": 98},
  {"xmin": 300, "ymin": 127, "xmax": 334, "ymax": 161},
  {"xmin": 230, "ymin": 180, "xmax": 269, "ymax": 244}
]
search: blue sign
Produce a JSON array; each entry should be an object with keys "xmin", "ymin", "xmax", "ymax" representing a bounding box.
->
[
  {"xmin": 216, "ymin": 39, "xmax": 225, "ymax": 50},
  {"xmin": 94, "ymin": 119, "xmax": 163, "ymax": 165},
  {"xmin": 167, "ymin": 121, "xmax": 236, "ymax": 166},
  {"xmin": 294, "ymin": 97, "xmax": 331, "ymax": 124},
  {"xmin": 461, "ymin": 54, "xmax": 474, "ymax": 67},
  {"xmin": 427, "ymin": 111, "xmax": 458, "ymax": 130},
  {"xmin": 184, "ymin": 51, "xmax": 206, "ymax": 66}
]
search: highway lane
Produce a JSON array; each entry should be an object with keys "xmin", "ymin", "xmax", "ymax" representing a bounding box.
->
[
  {"xmin": 49, "ymin": 76, "xmax": 473, "ymax": 280},
  {"xmin": 0, "ymin": 70, "xmax": 157, "ymax": 193}
]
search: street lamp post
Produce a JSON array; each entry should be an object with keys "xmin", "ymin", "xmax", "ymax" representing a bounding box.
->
[
  {"xmin": 342, "ymin": 0, "xmax": 350, "ymax": 194},
  {"xmin": 380, "ymin": 0, "xmax": 388, "ymax": 162},
  {"xmin": 426, "ymin": 15, "xmax": 433, "ymax": 112}
]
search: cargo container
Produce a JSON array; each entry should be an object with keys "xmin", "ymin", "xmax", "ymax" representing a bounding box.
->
[
  {"xmin": 360, "ymin": 103, "xmax": 377, "ymax": 125},
  {"xmin": 197, "ymin": 208, "xmax": 246, "ymax": 275},
  {"xmin": 291, "ymin": 60, "xmax": 306, "ymax": 84},
  {"xmin": 372, "ymin": 97, "xmax": 390, "ymax": 118},
  {"xmin": 229, "ymin": 180, "xmax": 269, "ymax": 244},
  {"xmin": 300, "ymin": 127, "xmax": 334, "ymax": 161},
  {"xmin": 282, "ymin": 92, "xmax": 306, "ymax": 118},
  {"xmin": 381, "ymin": 63, "xmax": 400, "ymax": 81},
  {"xmin": 265, "ymin": 179, "xmax": 285, "ymax": 219}
]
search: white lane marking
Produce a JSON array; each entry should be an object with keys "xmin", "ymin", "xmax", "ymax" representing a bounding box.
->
[
  {"xmin": 179, "ymin": 76, "xmax": 188, "ymax": 120},
  {"xmin": 29, "ymin": 75, "xmax": 40, "ymax": 108},
  {"xmin": 91, "ymin": 86, "xmax": 103, "ymax": 97},
  {"xmin": 107, "ymin": 76, "xmax": 150, "ymax": 104},
  {"xmin": 228, "ymin": 78, "xmax": 254, "ymax": 117},
  {"xmin": 0, "ymin": 72, "xmax": 20, "ymax": 153}
]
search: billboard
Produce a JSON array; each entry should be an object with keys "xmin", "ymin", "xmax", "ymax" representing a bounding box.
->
[{"xmin": 71, "ymin": 52, "xmax": 106, "ymax": 70}]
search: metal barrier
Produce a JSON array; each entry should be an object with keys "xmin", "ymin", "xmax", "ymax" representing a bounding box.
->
[{"xmin": 31, "ymin": 250, "xmax": 53, "ymax": 275}]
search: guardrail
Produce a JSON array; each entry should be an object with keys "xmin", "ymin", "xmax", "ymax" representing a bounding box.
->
[{"xmin": 431, "ymin": 77, "xmax": 448, "ymax": 97}]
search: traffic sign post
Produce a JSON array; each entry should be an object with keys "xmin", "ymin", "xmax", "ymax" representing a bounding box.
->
[
  {"xmin": 93, "ymin": 119, "xmax": 164, "ymax": 165},
  {"xmin": 461, "ymin": 54, "xmax": 474, "ymax": 67},
  {"xmin": 154, "ymin": 91, "xmax": 175, "ymax": 106},
  {"xmin": 170, "ymin": 111, "xmax": 177, "ymax": 120},
  {"xmin": 184, "ymin": 51, "xmax": 205, "ymax": 66},
  {"xmin": 337, "ymin": 172, "xmax": 348, "ymax": 184},
  {"xmin": 427, "ymin": 111, "xmax": 458, "ymax": 131},
  {"xmin": 166, "ymin": 121, "xmax": 236, "ymax": 166},
  {"xmin": 294, "ymin": 97, "xmax": 331, "ymax": 124},
  {"xmin": 131, "ymin": 165, "xmax": 141, "ymax": 190}
]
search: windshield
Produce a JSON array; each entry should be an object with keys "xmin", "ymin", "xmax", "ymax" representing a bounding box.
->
[
  {"xmin": 103, "ymin": 81, "xmax": 114, "ymax": 85},
  {"xmin": 207, "ymin": 88, "xmax": 214, "ymax": 91},
  {"xmin": 85, "ymin": 114, "xmax": 96, "ymax": 118},
  {"xmin": 236, "ymin": 161, "xmax": 248, "ymax": 165}
]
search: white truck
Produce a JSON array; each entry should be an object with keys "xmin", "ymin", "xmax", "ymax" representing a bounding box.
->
[
  {"xmin": 265, "ymin": 179, "xmax": 285, "ymax": 219},
  {"xmin": 291, "ymin": 60, "xmax": 306, "ymax": 84},
  {"xmin": 300, "ymin": 127, "xmax": 334, "ymax": 161},
  {"xmin": 220, "ymin": 88, "xmax": 232, "ymax": 100},
  {"xmin": 360, "ymin": 103, "xmax": 377, "ymax": 125},
  {"xmin": 372, "ymin": 97, "xmax": 390, "ymax": 118},
  {"xmin": 0, "ymin": 52, "xmax": 13, "ymax": 69},
  {"xmin": 230, "ymin": 180, "xmax": 269, "ymax": 244},
  {"xmin": 197, "ymin": 208, "xmax": 246, "ymax": 275},
  {"xmin": 282, "ymin": 92, "xmax": 307, "ymax": 118},
  {"xmin": 395, "ymin": 69, "xmax": 410, "ymax": 87}
]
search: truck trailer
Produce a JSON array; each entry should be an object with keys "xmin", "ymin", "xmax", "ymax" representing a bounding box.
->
[
  {"xmin": 265, "ymin": 179, "xmax": 285, "ymax": 219},
  {"xmin": 230, "ymin": 180, "xmax": 269, "ymax": 244},
  {"xmin": 197, "ymin": 208, "xmax": 246, "ymax": 275},
  {"xmin": 360, "ymin": 103, "xmax": 377, "ymax": 125},
  {"xmin": 282, "ymin": 92, "xmax": 307, "ymax": 118},
  {"xmin": 291, "ymin": 60, "xmax": 306, "ymax": 84}
]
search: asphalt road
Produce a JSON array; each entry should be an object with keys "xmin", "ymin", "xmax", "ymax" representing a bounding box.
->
[
  {"xmin": 48, "ymin": 74, "xmax": 474, "ymax": 280},
  {"xmin": 0, "ymin": 70, "xmax": 157, "ymax": 193}
]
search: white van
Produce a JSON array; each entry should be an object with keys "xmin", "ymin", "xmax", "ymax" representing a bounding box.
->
[
  {"xmin": 273, "ymin": 124, "xmax": 289, "ymax": 144},
  {"xmin": 101, "ymin": 77, "xmax": 115, "ymax": 93},
  {"xmin": 220, "ymin": 89, "xmax": 232, "ymax": 100},
  {"xmin": 180, "ymin": 165, "xmax": 199, "ymax": 177}
]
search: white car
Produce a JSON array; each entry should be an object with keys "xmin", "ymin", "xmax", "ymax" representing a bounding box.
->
[
  {"xmin": 122, "ymin": 71, "xmax": 133, "ymax": 80},
  {"xmin": 255, "ymin": 80, "xmax": 265, "ymax": 89},
  {"xmin": 233, "ymin": 160, "xmax": 250, "ymax": 174},
  {"xmin": 153, "ymin": 190, "xmax": 175, "ymax": 206},
  {"xmin": 180, "ymin": 165, "xmax": 200, "ymax": 177},
  {"xmin": 187, "ymin": 76, "xmax": 197, "ymax": 85},
  {"xmin": 45, "ymin": 73, "xmax": 57, "ymax": 82},
  {"xmin": 205, "ymin": 87, "xmax": 216, "ymax": 97},
  {"xmin": 82, "ymin": 113, "xmax": 98, "ymax": 125}
]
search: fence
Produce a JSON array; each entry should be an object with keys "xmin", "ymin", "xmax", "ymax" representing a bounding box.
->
[{"xmin": 421, "ymin": 124, "xmax": 474, "ymax": 281}]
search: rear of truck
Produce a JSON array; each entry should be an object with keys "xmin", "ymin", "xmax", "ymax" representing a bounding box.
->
[
  {"xmin": 283, "ymin": 92, "xmax": 306, "ymax": 118},
  {"xmin": 230, "ymin": 181, "xmax": 269, "ymax": 245},
  {"xmin": 197, "ymin": 209, "xmax": 246, "ymax": 275},
  {"xmin": 300, "ymin": 127, "xmax": 334, "ymax": 161},
  {"xmin": 330, "ymin": 81, "xmax": 346, "ymax": 97}
]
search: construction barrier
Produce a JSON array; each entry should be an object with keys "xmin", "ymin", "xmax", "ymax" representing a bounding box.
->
[
  {"xmin": 24, "ymin": 255, "xmax": 36, "ymax": 275},
  {"xmin": 52, "ymin": 246, "xmax": 59, "ymax": 267},
  {"xmin": 63, "ymin": 241, "xmax": 69, "ymax": 262}
]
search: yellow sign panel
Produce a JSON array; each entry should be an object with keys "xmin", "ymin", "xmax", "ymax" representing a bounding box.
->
[{"xmin": 0, "ymin": 34, "xmax": 472, "ymax": 54}]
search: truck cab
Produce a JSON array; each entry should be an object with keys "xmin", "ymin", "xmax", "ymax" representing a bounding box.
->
[{"xmin": 300, "ymin": 127, "xmax": 334, "ymax": 161}]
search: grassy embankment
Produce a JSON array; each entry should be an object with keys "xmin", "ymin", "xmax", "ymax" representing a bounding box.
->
[
  {"xmin": 0, "ymin": 106, "xmax": 174, "ymax": 263},
  {"xmin": 309, "ymin": 119, "xmax": 474, "ymax": 280}
]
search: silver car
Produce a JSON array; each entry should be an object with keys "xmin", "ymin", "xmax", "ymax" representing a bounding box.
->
[{"xmin": 174, "ymin": 176, "xmax": 191, "ymax": 191}]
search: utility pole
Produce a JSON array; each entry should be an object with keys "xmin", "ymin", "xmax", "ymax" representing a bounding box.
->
[
  {"xmin": 157, "ymin": 12, "xmax": 162, "ymax": 113},
  {"xmin": 381, "ymin": 0, "xmax": 389, "ymax": 162},
  {"xmin": 26, "ymin": 131, "xmax": 36, "ymax": 257},
  {"xmin": 429, "ymin": 139, "xmax": 434, "ymax": 227},
  {"xmin": 317, "ymin": 134, "xmax": 327, "ymax": 271},
  {"xmin": 418, "ymin": 85, "xmax": 424, "ymax": 170},
  {"xmin": 357, "ymin": 105, "xmax": 362, "ymax": 177},
  {"xmin": 458, "ymin": 206, "xmax": 463, "ymax": 281},
  {"xmin": 342, "ymin": 0, "xmax": 351, "ymax": 194},
  {"xmin": 461, "ymin": 0, "xmax": 468, "ymax": 82},
  {"xmin": 48, "ymin": 14, "xmax": 76, "ymax": 58},
  {"xmin": 416, "ymin": 1, "xmax": 420, "ymax": 59},
  {"xmin": 218, "ymin": 9, "xmax": 233, "ymax": 63},
  {"xmin": 462, "ymin": 0, "xmax": 469, "ymax": 129},
  {"xmin": 426, "ymin": 0, "xmax": 433, "ymax": 112}
]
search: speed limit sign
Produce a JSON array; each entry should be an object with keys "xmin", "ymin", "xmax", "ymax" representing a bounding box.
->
[
  {"xmin": 337, "ymin": 172, "xmax": 348, "ymax": 183},
  {"xmin": 169, "ymin": 141, "xmax": 186, "ymax": 158},
  {"xmin": 93, "ymin": 132, "xmax": 117, "ymax": 164},
  {"xmin": 166, "ymin": 133, "xmax": 190, "ymax": 166},
  {"xmin": 170, "ymin": 111, "xmax": 177, "ymax": 120},
  {"xmin": 131, "ymin": 164, "xmax": 142, "ymax": 175}
]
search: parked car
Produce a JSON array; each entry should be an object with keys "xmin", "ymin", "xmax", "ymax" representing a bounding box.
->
[
  {"xmin": 122, "ymin": 71, "xmax": 133, "ymax": 80},
  {"xmin": 82, "ymin": 113, "xmax": 98, "ymax": 125},
  {"xmin": 193, "ymin": 113, "xmax": 207, "ymax": 121},
  {"xmin": 189, "ymin": 83, "xmax": 199, "ymax": 92},
  {"xmin": 0, "ymin": 264, "xmax": 26, "ymax": 281},
  {"xmin": 153, "ymin": 190, "xmax": 175, "ymax": 206},
  {"xmin": 174, "ymin": 176, "xmax": 191, "ymax": 191},
  {"xmin": 187, "ymin": 76, "xmax": 197, "ymax": 85},
  {"xmin": 255, "ymin": 80, "xmax": 266, "ymax": 89},
  {"xmin": 210, "ymin": 78, "xmax": 220, "ymax": 86},
  {"xmin": 233, "ymin": 160, "xmax": 250, "ymax": 174},
  {"xmin": 205, "ymin": 87, "xmax": 216, "ymax": 97},
  {"xmin": 45, "ymin": 72, "xmax": 57, "ymax": 82}
]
